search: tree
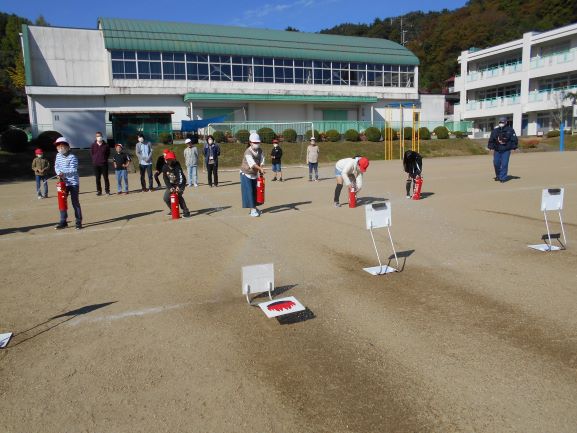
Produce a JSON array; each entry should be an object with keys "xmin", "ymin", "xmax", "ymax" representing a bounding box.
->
[
  {"xmin": 35, "ymin": 15, "xmax": 50, "ymax": 26},
  {"xmin": 285, "ymin": 26, "xmax": 300, "ymax": 32}
]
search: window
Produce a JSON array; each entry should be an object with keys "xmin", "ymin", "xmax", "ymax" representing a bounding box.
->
[
  {"xmin": 400, "ymin": 65, "xmax": 414, "ymax": 87},
  {"xmin": 294, "ymin": 60, "xmax": 313, "ymax": 84},
  {"xmin": 162, "ymin": 52, "xmax": 185, "ymax": 80},
  {"xmin": 111, "ymin": 50, "xmax": 137, "ymax": 79},
  {"xmin": 209, "ymin": 55, "xmax": 232, "ymax": 81},
  {"xmin": 313, "ymin": 62, "xmax": 331, "ymax": 85},
  {"xmin": 350, "ymin": 63, "xmax": 366, "ymax": 86},
  {"xmin": 137, "ymin": 51, "xmax": 161, "ymax": 79}
]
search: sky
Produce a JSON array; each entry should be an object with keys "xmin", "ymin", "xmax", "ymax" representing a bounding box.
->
[{"xmin": 1, "ymin": 0, "xmax": 467, "ymax": 32}]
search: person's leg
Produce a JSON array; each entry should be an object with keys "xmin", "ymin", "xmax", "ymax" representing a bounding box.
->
[
  {"xmin": 116, "ymin": 171, "xmax": 122, "ymax": 193},
  {"xmin": 313, "ymin": 163, "xmax": 318, "ymax": 180},
  {"xmin": 163, "ymin": 188, "xmax": 171, "ymax": 209},
  {"xmin": 139, "ymin": 164, "xmax": 146, "ymax": 190},
  {"xmin": 241, "ymin": 174, "xmax": 257, "ymax": 214},
  {"xmin": 279, "ymin": 165, "xmax": 283, "ymax": 181},
  {"xmin": 187, "ymin": 165, "xmax": 193, "ymax": 186},
  {"xmin": 499, "ymin": 150, "xmax": 511, "ymax": 181},
  {"xmin": 94, "ymin": 165, "xmax": 102, "ymax": 194},
  {"xmin": 214, "ymin": 165, "xmax": 219, "ymax": 187},
  {"xmin": 493, "ymin": 151, "xmax": 501, "ymax": 179},
  {"xmin": 146, "ymin": 165, "xmax": 153, "ymax": 189},
  {"xmin": 123, "ymin": 170, "xmax": 129, "ymax": 192},
  {"xmin": 192, "ymin": 166, "xmax": 198, "ymax": 186},
  {"xmin": 154, "ymin": 171, "xmax": 161, "ymax": 188},
  {"xmin": 178, "ymin": 191, "xmax": 190, "ymax": 215},
  {"xmin": 42, "ymin": 176, "xmax": 48, "ymax": 197},
  {"xmin": 35, "ymin": 175, "xmax": 42, "ymax": 197},
  {"xmin": 334, "ymin": 176, "xmax": 343, "ymax": 206},
  {"xmin": 69, "ymin": 185, "xmax": 82, "ymax": 226},
  {"xmin": 207, "ymin": 164, "xmax": 213, "ymax": 187},
  {"xmin": 406, "ymin": 176, "xmax": 413, "ymax": 197},
  {"xmin": 272, "ymin": 165, "xmax": 277, "ymax": 181},
  {"xmin": 308, "ymin": 163, "xmax": 313, "ymax": 181},
  {"xmin": 102, "ymin": 164, "xmax": 110, "ymax": 194}
]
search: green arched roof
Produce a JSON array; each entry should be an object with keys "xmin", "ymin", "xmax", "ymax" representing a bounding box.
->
[{"xmin": 98, "ymin": 18, "xmax": 419, "ymax": 66}]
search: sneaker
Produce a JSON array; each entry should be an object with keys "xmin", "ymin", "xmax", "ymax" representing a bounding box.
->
[
  {"xmin": 272, "ymin": 177, "xmax": 277, "ymax": 181},
  {"xmin": 142, "ymin": 188, "xmax": 148, "ymax": 192},
  {"xmin": 106, "ymin": 192, "xmax": 111, "ymax": 196},
  {"xmin": 75, "ymin": 222, "xmax": 83, "ymax": 230},
  {"xmin": 279, "ymin": 178, "xmax": 283, "ymax": 182},
  {"xmin": 117, "ymin": 191, "xmax": 123, "ymax": 195},
  {"xmin": 406, "ymin": 195, "xmax": 411, "ymax": 199},
  {"xmin": 125, "ymin": 191, "xmax": 129, "ymax": 195},
  {"xmin": 96, "ymin": 192, "xmax": 102, "ymax": 196},
  {"xmin": 182, "ymin": 211, "xmax": 191, "ymax": 218},
  {"xmin": 309, "ymin": 178, "xmax": 312, "ymax": 182},
  {"xmin": 37, "ymin": 195, "xmax": 42, "ymax": 200},
  {"xmin": 334, "ymin": 202, "xmax": 340, "ymax": 208},
  {"xmin": 54, "ymin": 222, "xmax": 68, "ymax": 230},
  {"xmin": 314, "ymin": 178, "xmax": 319, "ymax": 182},
  {"xmin": 250, "ymin": 209, "xmax": 260, "ymax": 217},
  {"xmin": 194, "ymin": 184, "xmax": 199, "ymax": 188}
]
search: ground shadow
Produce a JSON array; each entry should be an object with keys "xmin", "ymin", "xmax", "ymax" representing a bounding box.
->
[
  {"xmin": 192, "ymin": 206, "xmax": 232, "ymax": 217},
  {"xmin": 216, "ymin": 181, "xmax": 241, "ymax": 188},
  {"xmin": 316, "ymin": 177, "xmax": 333, "ymax": 182},
  {"xmin": 277, "ymin": 308, "xmax": 316, "ymax": 325},
  {"xmin": 7, "ymin": 302, "xmax": 116, "ymax": 348},
  {"xmin": 0, "ymin": 222, "xmax": 60, "ymax": 236},
  {"xmin": 540, "ymin": 233, "xmax": 566, "ymax": 249},
  {"xmin": 356, "ymin": 196, "xmax": 388, "ymax": 206},
  {"xmin": 388, "ymin": 249, "xmax": 415, "ymax": 272},
  {"xmin": 418, "ymin": 192, "xmax": 435, "ymax": 199},
  {"xmin": 82, "ymin": 210, "xmax": 162, "ymax": 228},
  {"xmin": 501, "ymin": 175, "xmax": 521, "ymax": 183},
  {"xmin": 254, "ymin": 284, "xmax": 298, "ymax": 300},
  {"xmin": 277, "ymin": 176, "xmax": 304, "ymax": 182},
  {"xmin": 261, "ymin": 201, "xmax": 312, "ymax": 214}
]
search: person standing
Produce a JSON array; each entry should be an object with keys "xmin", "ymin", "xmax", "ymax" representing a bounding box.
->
[
  {"xmin": 154, "ymin": 149, "xmax": 168, "ymax": 189},
  {"xmin": 270, "ymin": 139, "xmax": 283, "ymax": 182},
  {"xmin": 53, "ymin": 137, "xmax": 83, "ymax": 230},
  {"xmin": 203, "ymin": 135, "xmax": 220, "ymax": 187},
  {"xmin": 240, "ymin": 132, "xmax": 265, "ymax": 217},
  {"xmin": 31, "ymin": 148, "xmax": 50, "ymax": 199},
  {"xmin": 90, "ymin": 131, "xmax": 111, "ymax": 196},
  {"xmin": 135, "ymin": 132, "xmax": 154, "ymax": 192},
  {"xmin": 333, "ymin": 156, "xmax": 369, "ymax": 207},
  {"xmin": 488, "ymin": 117, "xmax": 518, "ymax": 183},
  {"xmin": 306, "ymin": 137, "xmax": 320, "ymax": 181},
  {"xmin": 162, "ymin": 151, "xmax": 191, "ymax": 218},
  {"xmin": 403, "ymin": 150, "xmax": 423, "ymax": 198},
  {"xmin": 112, "ymin": 143, "xmax": 130, "ymax": 194},
  {"xmin": 184, "ymin": 138, "xmax": 199, "ymax": 187}
]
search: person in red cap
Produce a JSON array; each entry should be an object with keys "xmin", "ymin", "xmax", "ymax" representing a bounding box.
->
[
  {"xmin": 112, "ymin": 143, "xmax": 131, "ymax": 194},
  {"xmin": 153, "ymin": 148, "xmax": 170, "ymax": 189},
  {"xmin": 31, "ymin": 148, "xmax": 50, "ymax": 199},
  {"xmin": 333, "ymin": 156, "xmax": 369, "ymax": 207},
  {"xmin": 270, "ymin": 139, "xmax": 283, "ymax": 182},
  {"xmin": 162, "ymin": 151, "xmax": 191, "ymax": 217}
]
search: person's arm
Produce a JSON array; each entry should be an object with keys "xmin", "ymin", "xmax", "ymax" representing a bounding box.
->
[
  {"xmin": 135, "ymin": 143, "xmax": 141, "ymax": 160},
  {"xmin": 104, "ymin": 143, "xmax": 110, "ymax": 161},
  {"xmin": 510, "ymin": 129, "xmax": 518, "ymax": 150},
  {"xmin": 216, "ymin": 144, "xmax": 221, "ymax": 157},
  {"xmin": 178, "ymin": 166, "xmax": 187, "ymax": 190},
  {"xmin": 487, "ymin": 130, "xmax": 496, "ymax": 150},
  {"xmin": 246, "ymin": 154, "xmax": 265, "ymax": 175},
  {"xmin": 162, "ymin": 166, "xmax": 171, "ymax": 188}
]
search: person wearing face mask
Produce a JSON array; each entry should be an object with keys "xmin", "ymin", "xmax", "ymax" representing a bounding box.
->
[
  {"xmin": 240, "ymin": 132, "xmax": 265, "ymax": 217},
  {"xmin": 183, "ymin": 138, "xmax": 199, "ymax": 187},
  {"xmin": 90, "ymin": 131, "xmax": 111, "ymax": 196},
  {"xmin": 135, "ymin": 133, "xmax": 154, "ymax": 192},
  {"xmin": 162, "ymin": 151, "xmax": 191, "ymax": 218},
  {"xmin": 31, "ymin": 148, "xmax": 50, "ymax": 199},
  {"xmin": 53, "ymin": 137, "xmax": 83, "ymax": 230},
  {"xmin": 270, "ymin": 139, "xmax": 283, "ymax": 182},
  {"xmin": 203, "ymin": 135, "xmax": 220, "ymax": 187},
  {"xmin": 487, "ymin": 117, "xmax": 518, "ymax": 183}
]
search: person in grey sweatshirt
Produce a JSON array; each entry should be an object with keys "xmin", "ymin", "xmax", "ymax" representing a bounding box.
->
[
  {"xmin": 183, "ymin": 138, "xmax": 199, "ymax": 187},
  {"xmin": 135, "ymin": 132, "xmax": 154, "ymax": 192}
]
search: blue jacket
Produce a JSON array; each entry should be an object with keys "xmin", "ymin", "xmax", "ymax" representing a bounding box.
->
[
  {"xmin": 203, "ymin": 143, "xmax": 221, "ymax": 167},
  {"xmin": 488, "ymin": 126, "xmax": 518, "ymax": 152}
]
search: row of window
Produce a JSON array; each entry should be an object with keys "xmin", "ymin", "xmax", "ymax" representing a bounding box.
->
[
  {"xmin": 111, "ymin": 50, "xmax": 415, "ymax": 87},
  {"xmin": 472, "ymin": 84, "xmax": 521, "ymax": 101},
  {"xmin": 536, "ymin": 72, "xmax": 577, "ymax": 91}
]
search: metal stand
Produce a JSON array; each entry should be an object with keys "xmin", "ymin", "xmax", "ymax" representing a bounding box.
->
[
  {"xmin": 528, "ymin": 209, "xmax": 567, "ymax": 252},
  {"xmin": 245, "ymin": 282, "xmax": 273, "ymax": 305},
  {"xmin": 363, "ymin": 223, "xmax": 399, "ymax": 275}
]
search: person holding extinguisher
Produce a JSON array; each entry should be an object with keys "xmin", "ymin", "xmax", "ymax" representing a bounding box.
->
[
  {"xmin": 162, "ymin": 151, "xmax": 191, "ymax": 218},
  {"xmin": 333, "ymin": 156, "xmax": 369, "ymax": 207},
  {"xmin": 403, "ymin": 150, "xmax": 423, "ymax": 199},
  {"xmin": 240, "ymin": 132, "xmax": 265, "ymax": 217},
  {"xmin": 53, "ymin": 137, "xmax": 83, "ymax": 230}
]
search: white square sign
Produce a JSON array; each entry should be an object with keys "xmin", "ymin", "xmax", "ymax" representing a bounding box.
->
[
  {"xmin": 365, "ymin": 201, "xmax": 391, "ymax": 230},
  {"xmin": 541, "ymin": 188, "xmax": 564, "ymax": 212},
  {"xmin": 0, "ymin": 332, "xmax": 12, "ymax": 349},
  {"xmin": 242, "ymin": 263, "xmax": 274, "ymax": 295},
  {"xmin": 258, "ymin": 296, "xmax": 306, "ymax": 318}
]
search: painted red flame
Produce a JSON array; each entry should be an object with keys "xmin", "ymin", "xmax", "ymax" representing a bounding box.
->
[{"xmin": 267, "ymin": 300, "xmax": 296, "ymax": 312}]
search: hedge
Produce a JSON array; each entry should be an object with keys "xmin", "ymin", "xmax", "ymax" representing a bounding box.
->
[
  {"xmin": 235, "ymin": 129, "xmax": 250, "ymax": 144},
  {"xmin": 381, "ymin": 127, "xmax": 398, "ymax": 140},
  {"xmin": 325, "ymin": 129, "xmax": 341, "ymax": 142},
  {"xmin": 344, "ymin": 129, "xmax": 359, "ymax": 142},
  {"xmin": 212, "ymin": 131, "xmax": 226, "ymax": 143},
  {"xmin": 0, "ymin": 128, "xmax": 28, "ymax": 153},
  {"xmin": 282, "ymin": 128, "xmax": 297, "ymax": 143},
  {"xmin": 364, "ymin": 126, "xmax": 381, "ymax": 142},
  {"xmin": 546, "ymin": 130, "xmax": 560, "ymax": 138},
  {"xmin": 403, "ymin": 126, "xmax": 413, "ymax": 140},
  {"xmin": 305, "ymin": 129, "xmax": 320, "ymax": 140},
  {"xmin": 257, "ymin": 127, "xmax": 276, "ymax": 143},
  {"xmin": 433, "ymin": 126, "xmax": 449, "ymax": 139},
  {"xmin": 418, "ymin": 127, "xmax": 431, "ymax": 140}
]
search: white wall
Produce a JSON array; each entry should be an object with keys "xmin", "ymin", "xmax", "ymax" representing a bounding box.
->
[
  {"xmin": 28, "ymin": 26, "xmax": 108, "ymax": 87},
  {"xmin": 419, "ymin": 94, "xmax": 446, "ymax": 123},
  {"xmin": 252, "ymin": 104, "xmax": 307, "ymax": 121}
]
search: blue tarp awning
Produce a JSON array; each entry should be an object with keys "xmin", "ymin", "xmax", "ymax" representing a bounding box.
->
[{"xmin": 181, "ymin": 116, "xmax": 227, "ymax": 131}]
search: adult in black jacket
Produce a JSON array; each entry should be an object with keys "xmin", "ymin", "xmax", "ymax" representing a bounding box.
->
[
  {"xmin": 403, "ymin": 150, "xmax": 422, "ymax": 198},
  {"xmin": 488, "ymin": 117, "xmax": 518, "ymax": 182},
  {"xmin": 270, "ymin": 139, "xmax": 283, "ymax": 181},
  {"xmin": 162, "ymin": 151, "xmax": 191, "ymax": 217},
  {"xmin": 203, "ymin": 135, "xmax": 220, "ymax": 187}
]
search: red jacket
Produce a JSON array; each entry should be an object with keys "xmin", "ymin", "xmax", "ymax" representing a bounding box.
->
[{"xmin": 90, "ymin": 141, "xmax": 110, "ymax": 166}]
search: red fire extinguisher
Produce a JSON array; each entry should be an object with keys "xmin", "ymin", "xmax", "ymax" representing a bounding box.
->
[
  {"xmin": 170, "ymin": 190, "xmax": 180, "ymax": 219},
  {"xmin": 412, "ymin": 176, "xmax": 423, "ymax": 200},
  {"xmin": 56, "ymin": 180, "xmax": 68, "ymax": 211},
  {"xmin": 348, "ymin": 185, "xmax": 357, "ymax": 208},
  {"xmin": 256, "ymin": 174, "xmax": 265, "ymax": 205}
]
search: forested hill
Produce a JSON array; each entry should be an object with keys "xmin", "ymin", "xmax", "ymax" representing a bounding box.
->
[{"xmin": 320, "ymin": 0, "xmax": 577, "ymax": 91}]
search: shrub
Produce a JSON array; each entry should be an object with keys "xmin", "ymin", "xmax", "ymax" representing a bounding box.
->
[
  {"xmin": 403, "ymin": 126, "xmax": 413, "ymax": 140},
  {"xmin": 521, "ymin": 138, "xmax": 540, "ymax": 149},
  {"xmin": 364, "ymin": 126, "xmax": 381, "ymax": 142},
  {"xmin": 212, "ymin": 131, "xmax": 226, "ymax": 143},
  {"xmin": 0, "ymin": 128, "xmax": 29, "ymax": 152},
  {"xmin": 305, "ymin": 129, "xmax": 320, "ymax": 140},
  {"xmin": 235, "ymin": 129, "xmax": 250, "ymax": 144},
  {"xmin": 418, "ymin": 127, "xmax": 431, "ymax": 140},
  {"xmin": 344, "ymin": 129, "xmax": 359, "ymax": 142},
  {"xmin": 282, "ymin": 128, "xmax": 297, "ymax": 143},
  {"xmin": 433, "ymin": 126, "xmax": 449, "ymax": 139},
  {"xmin": 325, "ymin": 129, "xmax": 341, "ymax": 142},
  {"xmin": 34, "ymin": 130, "xmax": 62, "ymax": 152},
  {"xmin": 546, "ymin": 130, "xmax": 560, "ymax": 138},
  {"xmin": 257, "ymin": 127, "xmax": 276, "ymax": 143},
  {"xmin": 158, "ymin": 132, "xmax": 172, "ymax": 145},
  {"xmin": 381, "ymin": 127, "xmax": 398, "ymax": 140}
]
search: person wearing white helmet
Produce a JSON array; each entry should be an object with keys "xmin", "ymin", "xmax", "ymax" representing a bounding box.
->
[
  {"xmin": 53, "ymin": 137, "xmax": 83, "ymax": 229},
  {"xmin": 240, "ymin": 132, "xmax": 265, "ymax": 217}
]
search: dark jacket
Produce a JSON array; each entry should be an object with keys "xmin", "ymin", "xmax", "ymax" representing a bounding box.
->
[
  {"xmin": 403, "ymin": 150, "xmax": 422, "ymax": 176},
  {"xmin": 90, "ymin": 141, "xmax": 110, "ymax": 166},
  {"xmin": 162, "ymin": 161, "xmax": 187, "ymax": 189},
  {"xmin": 155, "ymin": 155, "xmax": 166, "ymax": 172},
  {"xmin": 271, "ymin": 146, "xmax": 283, "ymax": 164},
  {"xmin": 112, "ymin": 151, "xmax": 130, "ymax": 170},
  {"xmin": 203, "ymin": 143, "xmax": 221, "ymax": 167},
  {"xmin": 488, "ymin": 126, "xmax": 518, "ymax": 152}
]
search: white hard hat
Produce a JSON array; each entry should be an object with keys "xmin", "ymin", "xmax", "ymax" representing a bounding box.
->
[
  {"xmin": 249, "ymin": 132, "xmax": 261, "ymax": 143},
  {"xmin": 185, "ymin": 138, "xmax": 192, "ymax": 144},
  {"xmin": 54, "ymin": 137, "xmax": 70, "ymax": 146}
]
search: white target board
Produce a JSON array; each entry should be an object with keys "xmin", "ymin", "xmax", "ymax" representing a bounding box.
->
[
  {"xmin": 258, "ymin": 296, "xmax": 306, "ymax": 318},
  {"xmin": 242, "ymin": 263, "xmax": 274, "ymax": 303},
  {"xmin": 365, "ymin": 201, "xmax": 391, "ymax": 230},
  {"xmin": 541, "ymin": 188, "xmax": 564, "ymax": 211},
  {"xmin": 0, "ymin": 332, "xmax": 12, "ymax": 349}
]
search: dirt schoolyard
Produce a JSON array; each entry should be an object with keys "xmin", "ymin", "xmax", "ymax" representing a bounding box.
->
[{"xmin": 1, "ymin": 151, "xmax": 576, "ymax": 433}]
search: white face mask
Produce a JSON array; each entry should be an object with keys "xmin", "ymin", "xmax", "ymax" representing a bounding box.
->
[
  {"xmin": 208, "ymin": 139, "xmax": 213, "ymax": 144},
  {"xmin": 96, "ymin": 136, "xmax": 103, "ymax": 142},
  {"xmin": 499, "ymin": 122, "xmax": 505, "ymax": 128},
  {"xmin": 58, "ymin": 148, "xmax": 67, "ymax": 155},
  {"xmin": 251, "ymin": 143, "xmax": 260, "ymax": 150},
  {"xmin": 37, "ymin": 154, "xmax": 43, "ymax": 158},
  {"xmin": 138, "ymin": 137, "xmax": 144, "ymax": 143},
  {"xmin": 273, "ymin": 143, "xmax": 278, "ymax": 147}
]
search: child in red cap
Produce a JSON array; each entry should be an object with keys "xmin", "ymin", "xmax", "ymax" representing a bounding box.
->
[
  {"xmin": 162, "ymin": 151, "xmax": 191, "ymax": 217},
  {"xmin": 31, "ymin": 148, "xmax": 50, "ymax": 199}
]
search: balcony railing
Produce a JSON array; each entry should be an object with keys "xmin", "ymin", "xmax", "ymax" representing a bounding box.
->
[
  {"xmin": 465, "ymin": 61, "xmax": 522, "ymax": 82},
  {"xmin": 466, "ymin": 95, "xmax": 520, "ymax": 111},
  {"xmin": 530, "ymin": 49, "xmax": 577, "ymax": 69},
  {"xmin": 528, "ymin": 85, "xmax": 577, "ymax": 103}
]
